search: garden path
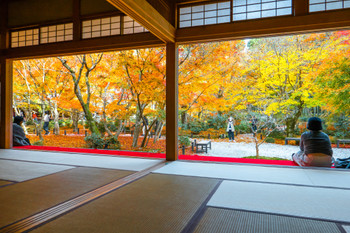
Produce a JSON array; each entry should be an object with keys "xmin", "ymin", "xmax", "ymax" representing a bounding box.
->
[{"xmin": 198, "ymin": 135, "xmax": 349, "ymax": 160}]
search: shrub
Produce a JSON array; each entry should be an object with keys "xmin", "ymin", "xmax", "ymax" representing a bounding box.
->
[
  {"xmin": 198, "ymin": 128, "xmax": 226, "ymax": 138},
  {"xmin": 179, "ymin": 129, "xmax": 192, "ymax": 137},
  {"xmin": 85, "ymin": 133, "xmax": 105, "ymax": 149},
  {"xmin": 25, "ymin": 120, "xmax": 35, "ymax": 126},
  {"xmin": 265, "ymin": 138, "xmax": 275, "ymax": 143},
  {"xmin": 188, "ymin": 120, "xmax": 207, "ymax": 134},
  {"xmin": 32, "ymin": 140, "xmax": 44, "ymax": 146},
  {"xmin": 235, "ymin": 120, "xmax": 251, "ymax": 134},
  {"xmin": 105, "ymin": 136, "xmax": 121, "ymax": 149},
  {"xmin": 269, "ymin": 129, "xmax": 285, "ymax": 140},
  {"xmin": 333, "ymin": 115, "xmax": 350, "ymax": 138},
  {"xmin": 97, "ymin": 121, "xmax": 118, "ymax": 135},
  {"xmin": 48, "ymin": 121, "xmax": 55, "ymax": 130},
  {"xmin": 59, "ymin": 119, "xmax": 72, "ymax": 127},
  {"xmin": 179, "ymin": 136, "xmax": 191, "ymax": 147},
  {"xmin": 207, "ymin": 115, "xmax": 227, "ymax": 130}
]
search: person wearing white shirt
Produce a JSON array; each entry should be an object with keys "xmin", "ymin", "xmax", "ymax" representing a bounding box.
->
[{"xmin": 43, "ymin": 111, "xmax": 51, "ymax": 135}]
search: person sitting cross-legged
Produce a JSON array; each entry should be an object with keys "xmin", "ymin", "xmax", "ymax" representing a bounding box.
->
[
  {"xmin": 292, "ymin": 117, "xmax": 333, "ymax": 167},
  {"xmin": 13, "ymin": 116, "xmax": 31, "ymax": 146}
]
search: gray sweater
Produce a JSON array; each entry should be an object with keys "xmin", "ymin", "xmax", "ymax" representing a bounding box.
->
[
  {"xmin": 13, "ymin": 123, "xmax": 30, "ymax": 146},
  {"xmin": 300, "ymin": 131, "xmax": 333, "ymax": 156}
]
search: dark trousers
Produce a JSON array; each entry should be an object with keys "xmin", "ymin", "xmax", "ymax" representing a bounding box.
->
[
  {"xmin": 44, "ymin": 122, "xmax": 49, "ymax": 134},
  {"xmin": 228, "ymin": 131, "xmax": 234, "ymax": 140}
]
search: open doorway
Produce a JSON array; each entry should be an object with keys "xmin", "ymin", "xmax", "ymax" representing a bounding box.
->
[
  {"xmin": 13, "ymin": 48, "xmax": 167, "ymax": 157},
  {"xmin": 178, "ymin": 30, "xmax": 350, "ymax": 164}
]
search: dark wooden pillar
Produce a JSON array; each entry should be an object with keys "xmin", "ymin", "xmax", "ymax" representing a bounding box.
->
[
  {"xmin": 0, "ymin": 58, "xmax": 13, "ymax": 149},
  {"xmin": 0, "ymin": 0, "xmax": 12, "ymax": 149},
  {"xmin": 166, "ymin": 42, "xmax": 178, "ymax": 161},
  {"xmin": 294, "ymin": 0, "xmax": 309, "ymax": 16},
  {"xmin": 73, "ymin": 0, "xmax": 81, "ymax": 41}
]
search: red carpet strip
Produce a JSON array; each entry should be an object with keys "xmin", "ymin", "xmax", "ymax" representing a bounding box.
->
[{"xmin": 14, "ymin": 146, "xmax": 297, "ymax": 166}]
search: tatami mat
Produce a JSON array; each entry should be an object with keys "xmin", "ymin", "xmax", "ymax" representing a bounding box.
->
[
  {"xmin": 208, "ymin": 180, "xmax": 350, "ymax": 223},
  {"xmin": 0, "ymin": 159, "xmax": 74, "ymax": 182},
  {"xmin": 32, "ymin": 174, "xmax": 219, "ymax": 233},
  {"xmin": 0, "ymin": 149, "xmax": 161, "ymax": 171},
  {"xmin": 343, "ymin": 225, "xmax": 350, "ymax": 232},
  {"xmin": 303, "ymin": 169, "xmax": 350, "ymax": 188},
  {"xmin": 0, "ymin": 167, "xmax": 133, "ymax": 228},
  {"xmin": 154, "ymin": 161, "xmax": 350, "ymax": 189},
  {"xmin": 0, "ymin": 180, "xmax": 13, "ymax": 187},
  {"xmin": 194, "ymin": 207, "xmax": 341, "ymax": 233}
]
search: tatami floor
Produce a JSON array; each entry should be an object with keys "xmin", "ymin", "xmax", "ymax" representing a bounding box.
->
[{"xmin": 0, "ymin": 149, "xmax": 350, "ymax": 233}]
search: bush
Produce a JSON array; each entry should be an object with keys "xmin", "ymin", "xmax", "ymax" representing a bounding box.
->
[
  {"xmin": 188, "ymin": 120, "xmax": 207, "ymax": 134},
  {"xmin": 25, "ymin": 120, "xmax": 35, "ymax": 126},
  {"xmin": 268, "ymin": 129, "xmax": 285, "ymax": 140},
  {"xmin": 105, "ymin": 136, "xmax": 121, "ymax": 149},
  {"xmin": 97, "ymin": 121, "xmax": 118, "ymax": 135},
  {"xmin": 265, "ymin": 138, "xmax": 275, "ymax": 143},
  {"xmin": 333, "ymin": 115, "xmax": 350, "ymax": 138},
  {"xmin": 85, "ymin": 133, "xmax": 105, "ymax": 149},
  {"xmin": 32, "ymin": 140, "xmax": 44, "ymax": 146},
  {"xmin": 207, "ymin": 115, "xmax": 227, "ymax": 130},
  {"xmin": 198, "ymin": 128, "xmax": 226, "ymax": 138},
  {"xmin": 235, "ymin": 120, "xmax": 251, "ymax": 134},
  {"xmin": 59, "ymin": 119, "xmax": 72, "ymax": 127},
  {"xmin": 179, "ymin": 136, "xmax": 191, "ymax": 147}
]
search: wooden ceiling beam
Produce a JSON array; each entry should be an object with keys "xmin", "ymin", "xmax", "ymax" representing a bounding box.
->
[
  {"xmin": 176, "ymin": 9, "xmax": 350, "ymax": 44},
  {"xmin": 106, "ymin": 0, "xmax": 175, "ymax": 43},
  {"xmin": 4, "ymin": 33, "xmax": 163, "ymax": 60}
]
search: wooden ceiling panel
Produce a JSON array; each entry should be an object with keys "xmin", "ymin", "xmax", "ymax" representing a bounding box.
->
[
  {"xmin": 107, "ymin": 0, "xmax": 175, "ymax": 42},
  {"xmin": 8, "ymin": 0, "xmax": 73, "ymax": 28}
]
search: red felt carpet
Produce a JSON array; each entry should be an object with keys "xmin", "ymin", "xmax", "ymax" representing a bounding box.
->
[{"xmin": 14, "ymin": 146, "xmax": 297, "ymax": 166}]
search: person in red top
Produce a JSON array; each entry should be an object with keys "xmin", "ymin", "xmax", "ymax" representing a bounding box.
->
[{"xmin": 32, "ymin": 112, "xmax": 38, "ymax": 123}]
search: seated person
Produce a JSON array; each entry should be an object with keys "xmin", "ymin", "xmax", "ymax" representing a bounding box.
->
[
  {"xmin": 13, "ymin": 116, "xmax": 31, "ymax": 146},
  {"xmin": 292, "ymin": 117, "xmax": 333, "ymax": 167}
]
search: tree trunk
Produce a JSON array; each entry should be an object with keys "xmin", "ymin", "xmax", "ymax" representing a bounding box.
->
[
  {"xmin": 132, "ymin": 116, "xmax": 142, "ymax": 148},
  {"xmin": 254, "ymin": 137, "xmax": 260, "ymax": 159},
  {"xmin": 72, "ymin": 109, "xmax": 79, "ymax": 133},
  {"xmin": 285, "ymin": 107, "xmax": 303, "ymax": 137},
  {"xmin": 153, "ymin": 121, "xmax": 164, "ymax": 143},
  {"xmin": 141, "ymin": 119, "xmax": 156, "ymax": 148},
  {"xmin": 115, "ymin": 119, "xmax": 125, "ymax": 138},
  {"xmin": 181, "ymin": 111, "xmax": 188, "ymax": 129},
  {"xmin": 52, "ymin": 102, "xmax": 60, "ymax": 135},
  {"xmin": 80, "ymin": 103, "xmax": 99, "ymax": 135}
]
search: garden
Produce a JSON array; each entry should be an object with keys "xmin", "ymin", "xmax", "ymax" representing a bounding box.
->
[{"xmin": 13, "ymin": 30, "xmax": 350, "ymax": 160}]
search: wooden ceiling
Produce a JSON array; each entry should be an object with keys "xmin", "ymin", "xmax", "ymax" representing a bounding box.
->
[{"xmin": 1, "ymin": 0, "xmax": 350, "ymax": 59}]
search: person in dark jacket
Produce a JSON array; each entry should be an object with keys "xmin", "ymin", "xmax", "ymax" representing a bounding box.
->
[
  {"xmin": 13, "ymin": 116, "xmax": 31, "ymax": 146},
  {"xmin": 292, "ymin": 117, "xmax": 333, "ymax": 167}
]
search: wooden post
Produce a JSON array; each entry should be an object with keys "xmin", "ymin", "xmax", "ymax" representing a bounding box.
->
[
  {"xmin": 294, "ymin": 0, "xmax": 309, "ymax": 16},
  {"xmin": 166, "ymin": 42, "xmax": 179, "ymax": 161},
  {"xmin": 0, "ymin": 0, "xmax": 12, "ymax": 149},
  {"xmin": 73, "ymin": 0, "xmax": 81, "ymax": 41},
  {"xmin": 0, "ymin": 58, "xmax": 13, "ymax": 149}
]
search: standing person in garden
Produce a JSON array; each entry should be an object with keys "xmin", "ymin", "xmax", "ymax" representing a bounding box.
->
[
  {"xmin": 226, "ymin": 116, "xmax": 235, "ymax": 142},
  {"xmin": 43, "ymin": 111, "xmax": 51, "ymax": 135},
  {"xmin": 250, "ymin": 116, "xmax": 257, "ymax": 136},
  {"xmin": 13, "ymin": 116, "xmax": 31, "ymax": 146},
  {"xmin": 292, "ymin": 117, "xmax": 333, "ymax": 167},
  {"xmin": 32, "ymin": 111, "xmax": 38, "ymax": 123}
]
